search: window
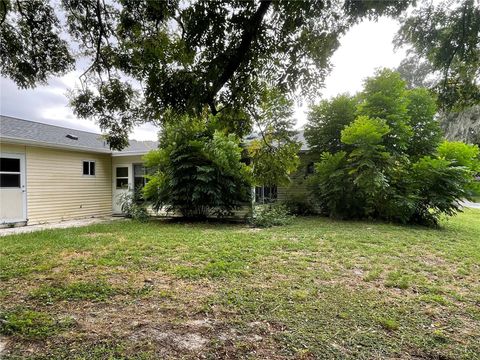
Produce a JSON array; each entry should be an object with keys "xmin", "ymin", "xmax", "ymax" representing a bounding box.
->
[
  {"xmin": 306, "ymin": 162, "xmax": 315, "ymax": 175},
  {"xmin": 133, "ymin": 164, "xmax": 147, "ymax": 190},
  {"xmin": 255, "ymin": 186, "xmax": 277, "ymax": 204},
  {"xmin": 0, "ymin": 157, "xmax": 21, "ymax": 188},
  {"xmin": 83, "ymin": 161, "xmax": 95, "ymax": 176},
  {"xmin": 116, "ymin": 167, "xmax": 129, "ymax": 189}
]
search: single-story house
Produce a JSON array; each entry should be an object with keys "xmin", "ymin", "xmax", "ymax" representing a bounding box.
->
[{"xmin": 0, "ymin": 115, "xmax": 313, "ymax": 225}]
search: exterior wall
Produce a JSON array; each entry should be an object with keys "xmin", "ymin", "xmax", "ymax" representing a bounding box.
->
[
  {"xmin": 0, "ymin": 143, "xmax": 26, "ymax": 154},
  {"xmin": 112, "ymin": 155, "xmax": 145, "ymax": 165},
  {"xmin": 25, "ymin": 146, "xmax": 112, "ymax": 224},
  {"xmin": 277, "ymin": 152, "xmax": 317, "ymax": 202}
]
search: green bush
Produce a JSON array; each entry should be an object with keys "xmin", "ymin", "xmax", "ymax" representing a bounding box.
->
[
  {"xmin": 249, "ymin": 204, "xmax": 294, "ymax": 228},
  {"xmin": 410, "ymin": 156, "xmax": 471, "ymax": 225},
  {"xmin": 437, "ymin": 141, "xmax": 480, "ymax": 197},
  {"xmin": 307, "ymin": 70, "xmax": 480, "ymax": 226},
  {"xmin": 304, "ymin": 94, "xmax": 358, "ymax": 154},
  {"xmin": 438, "ymin": 141, "xmax": 480, "ymax": 170},
  {"xmin": 282, "ymin": 192, "xmax": 318, "ymax": 215},
  {"xmin": 310, "ymin": 139, "xmax": 477, "ymax": 225},
  {"xmin": 143, "ymin": 113, "xmax": 251, "ymax": 219},
  {"xmin": 309, "ymin": 151, "xmax": 361, "ymax": 218},
  {"xmin": 117, "ymin": 191, "xmax": 149, "ymax": 222}
]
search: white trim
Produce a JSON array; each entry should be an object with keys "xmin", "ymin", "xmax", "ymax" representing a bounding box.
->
[
  {"xmin": 1, "ymin": 138, "xmax": 153, "ymax": 157},
  {"xmin": 114, "ymin": 164, "xmax": 131, "ymax": 190},
  {"xmin": 112, "ymin": 164, "xmax": 132, "ymax": 214},
  {"xmin": 112, "ymin": 151, "xmax": 150, "ymax": 157},
  {"xmin": 0, "ymin": 137, "xmax": 112, "ymax": 154},
  {"xmin": 81, "ymin": 159, "xmax": 96, "ymax": 177}
]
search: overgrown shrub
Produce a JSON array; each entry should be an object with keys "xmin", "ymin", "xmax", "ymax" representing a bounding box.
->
[
  {"xmin": 249, "ymin": 204, "xmax": 294, "ymax": 227},
  {"xmin": 117, "ymin": 191, "xmax": 149, "ymax": 222},
  {"xmin": 307, "ymin": 69, "xmax": 480, "ymax": 226},
  {"xmin": 310, "ymin": 151, "xmax": 362, "ymax": 218},
  {"xmin": 304, "ymin": 94, "xmax": 358, "ymax": 154},
  {"xmin": 409, "ymin": 156, "xmax": 471, "ymax": 225},
  {"xmin": 310, "ymin": 121, "xmax": 476, "ymax": 225},
  {"xmin": 143, "ymin": 113, "xmax": 251, "ymax": 219},
  {"xmin": 438, "ymin": 141, "xmax": 480, "ymax": 195},
  {"xmin": 282, "ymin": 192, "xmax": 318, "ymax": 215}
]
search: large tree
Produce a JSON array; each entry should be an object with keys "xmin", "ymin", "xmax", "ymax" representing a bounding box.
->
[
  {"xmin": 0, "ymin": 0, "xmax": 411, "ymax": 149},
  {"xmin": 304, "ymin": 93, "xmax": 358, "ymax": 154},
  {"xmin": 395, "ymin": 0, "xmax": 480, "ymax": 111},
  {"xmin": 247, "ymin": 86, "xmax": 300, "ymax": 187}
]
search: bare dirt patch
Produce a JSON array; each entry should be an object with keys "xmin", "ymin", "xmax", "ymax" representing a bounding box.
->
[
  {"xmin": 0, "ymin": 336, "xmax": 8, "ymax": 355},
  {"xmin": 235, "ymin": 227, "xmax": 264, "ymax": 234},
  {"xmin": 80, "ymin": 232, "xmax": 116, "ymax": 239},
  {"xmin": 58, "ymin": 250, "xmax": 94, "ymax": 263}
]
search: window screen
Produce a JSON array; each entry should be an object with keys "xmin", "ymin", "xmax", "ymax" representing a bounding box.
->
[
  {"xmin": 255, "ymin": 186, "xmax": 277, "ymax": 203},
  {"xmin": 0, "ymin": 158, "xmax": 20, "ymax": 172},
  {"xmin": 133, "ymin": 164, "xmax": 146, "ymax": 189},
  {"xmin": 116, "ymin": 167, "xmax": 128, "ymax": 178},
  {"xmin": 0, "ymin": 174, "xmax": 20, "ymax": 187},
  {"xmin": 83, "ymin": 161, "xmax": 95, "ymax": 176},
  {"xmin": 0, "ymin": 157, "xmax": 21, "ymax": 188},
  {"xmin": 116, "ymin": 167, "xmax": 129, "ymax": 189}
]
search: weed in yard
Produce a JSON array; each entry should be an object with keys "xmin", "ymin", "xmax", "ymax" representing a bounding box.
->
[
  {"xmin": 30, "ymin": 281, "xmax": 117, "ymax": 303},
  {"xmin": 432, "ymin": 329, "xmax": 449, "ymax": 343},
  {"xmin": 0, "ymin": 308, "xmax": 75, "ymax": 339},
  {"xmin": 378, "ymin": 317, "xmax": 400, "ymax": 331},
  {"xmin": 363, "ymin": 268, "xmax": 382, "ymax": 282},
  {"xmin": 385, "ymin": 271, "xmax": 411, "ymax": 289},
  {"xmin": 418, "ymin": 294, "xmax": 450, "ymax": 306}
]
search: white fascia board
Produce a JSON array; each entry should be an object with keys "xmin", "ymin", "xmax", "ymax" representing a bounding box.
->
[{"xmin": 0, "ymin": 137, "xmax": 112, "ymax": 154}]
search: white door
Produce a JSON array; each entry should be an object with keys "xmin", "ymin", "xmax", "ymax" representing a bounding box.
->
[
  {"xmin": 112, "ymin": 165, "xmax": 131, "ymax": 214},
  {"xmin": 0, "ymin": 154, "xmax": 27, "ymax": 224}
]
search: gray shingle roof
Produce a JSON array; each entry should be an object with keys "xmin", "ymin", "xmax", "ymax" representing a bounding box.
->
[
  {"xmin": 1, "ymin": 115, "xmax": 308, "ymax": 154},
  {"xmin": 0, "ymin": 115, "xmax": 159, "ymax": 154},
  {"xmin": 0, "ymin": 115, "xmax": 110, "ymax": 152},
  {"xmin": 115, "ymin": 140, "xmax": 159, "ymax": 154},
  {"xmin": 244, "ymin": 129, "xmax": 309, "ymax": 151}
]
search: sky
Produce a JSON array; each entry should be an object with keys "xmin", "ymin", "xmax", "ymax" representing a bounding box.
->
[{"xmin": 0, "ymin": 17, "xmax": 406, "ymax": 140}]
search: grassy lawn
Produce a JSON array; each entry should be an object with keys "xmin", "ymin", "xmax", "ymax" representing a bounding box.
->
[{"xmin": 1, "ymin": 210, "xmax": 479, "ymax": 359}]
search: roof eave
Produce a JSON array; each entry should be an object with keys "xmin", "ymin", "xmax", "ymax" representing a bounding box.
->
[
  {"xmin": 0, "ymin": 136, "xmax": 112, "ymax": 154},
  {"xmin": 112, "ymin": 150, "xmax": 151, "ymax": 157}
]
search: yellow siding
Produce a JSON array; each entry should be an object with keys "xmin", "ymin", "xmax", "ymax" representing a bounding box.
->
[
  {"xmin": 278, "ymin": 152, "xmax": 316, "ymax": 202},
  {"xmin": 26, "ymin": 147, "xmax": 112, "ymax": 224},
  {"xmin": 112, "ymin": 155, "xmax": 145, "ymax": 165},
  {"xmin": 0, "ymin": 142, "xmax": 26, "ymax": 154}
]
